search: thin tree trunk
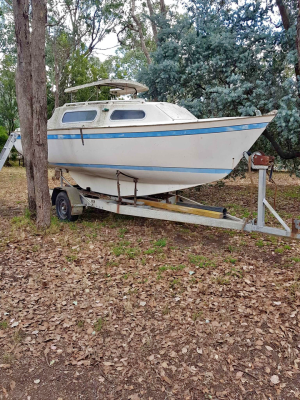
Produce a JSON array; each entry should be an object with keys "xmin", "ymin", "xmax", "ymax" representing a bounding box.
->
[
  {"xmin": 13, "ymin": 0, "xmax": 36, "ymax": 214},
  {"xmin": 276, "ymin": 0, "xmax": 300, "ymax": 89},
  {"xmin": 54, "ymin": 50, "xmax": 60, "ymax": 108},
  {"xmin": 31, "ymin": 0, "xmax": 51, "ymax": 228},
  {"xmin": 160, "ymin": 0, "xmax": 166, "ymax": 16},
  {"xmin": 131, "ymin": 0, "xmax": 151, "ymax": 65},
  {"xmin": 276, "ymin": 0, "xmax": 290, "ymax": 30},
  {"xmin": 146, "ymin": 0, "xmax": 158, "ymax": 44},
  {"xmin": 297, "ymin": 1, "xmax": 300, "ymax": 79}
]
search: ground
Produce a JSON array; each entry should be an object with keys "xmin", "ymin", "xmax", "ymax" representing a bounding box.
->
[{"xmin": 0, "ymin": 166, "xmax": 300, "ymax": 400}]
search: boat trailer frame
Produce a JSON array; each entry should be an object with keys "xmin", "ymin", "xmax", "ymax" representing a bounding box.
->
[{"xmin": 51, "ymin": 153, "xmax": 300, "ymax": 240}]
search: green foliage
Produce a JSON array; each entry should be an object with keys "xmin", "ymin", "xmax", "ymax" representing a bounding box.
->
[
  {"xmin": 0, "ymin": 320, "xmax": 8, "ymax": 329},
  {"xmin": 188, "ymin": 254, "xmax": 216, "ymax": 268},
  {"xmin": 104, "ymin": 48, "xmax": 149, "ymax": 80},
  {"xmin": 0, "ymin": 56, "xmax": 18, "ymax": 134},
  {"xmin": 139, "ymin": 0, "xmax": 300, "ymax": 174},
  {"xmin": 154, "ymin": 238, "xmax": 167, "ymax": 247},
  {"xmin": 0, "ymin": 126, "xmax": 8, "ymax": 153},
  {"xmin": 60, "ymin": 51, "xmax": 111, "ymax": 105}
]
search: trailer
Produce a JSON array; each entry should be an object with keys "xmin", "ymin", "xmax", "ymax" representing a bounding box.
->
[{"xmin": 51, "ymin": 151, "xmax": 300, "ymax": 240}]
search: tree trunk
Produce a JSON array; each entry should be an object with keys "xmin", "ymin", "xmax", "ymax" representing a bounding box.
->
[
  {"xmin": 146, "ymin": 0, "xmax": 158, "ymax": 44},
  {"xmin": 54, "ymin": 52, "xmax": 60, "ymax": 109},
  {"xmin": 131, "ymin": 0, "xmax": 151, "ymax": 65},
  {"xmin": 276, "ymin": 0, "xmax": 300, "ymax": 89},
  {"xmin": 160, "ymin": 0, "xmax": 167, "ymax": 16},
  {"xmin": 31, "ymin": 0, "xmax": 51, "ymax": 228},
  {"xmin": 13, "ymin": 0, "xmax": 36, "ymax": 214},
  {"xmin": 297, "ymin": 1, "xmax": 300, "ymax": 79}
]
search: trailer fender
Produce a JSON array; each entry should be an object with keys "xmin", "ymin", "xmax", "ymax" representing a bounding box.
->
[{"xmin": 51, "ymin": 187, "xmax": 84, "ymax": 215}]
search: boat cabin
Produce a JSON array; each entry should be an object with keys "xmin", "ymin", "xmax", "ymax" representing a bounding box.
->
[{"xmin": 48, "ymin": 79, "xmax": 197, "ymax": 129}]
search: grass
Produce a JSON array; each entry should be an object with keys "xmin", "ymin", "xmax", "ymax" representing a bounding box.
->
[
  {"xmin": 216, "ymin": 276, "xmax": 230, "ymax": 285},
  {"xmin": 119, "ymin": 227, "xmax": 128, "ymax": 238},
  {"xmin": 162, "ymin": 306, "xmax": 170, "ymax": 315},
  {"xmin": 169, "ymin": 278, "xmax": 180, "ymax": 289},
  {"xmin": 66, "ymin": 254, "xmax": 78, "ymax": 262},
  {"xmin": 77, "ymin": 320, "xmax": 85, "ymax": 328},
  {"xmin": 275, "ymin": 247, "xmax": 285, "ymax": 254},
  {"xmin": 125, "ymin": 247, "xmax": 140, "ymax": 259},
  {"xmin": 291, "ymin": 257, "xmax": 300, "ymax": 263},
  {"xmin": 94, "ymin": 317, "xmax": 105, "ymax": 332},
  {"xmin": 192, "ymin": 311, "xmax": 203, "ymax": 321},
  {"xmin": 188, "ymin": 254, "xmax": 216, "ymax": 268},
  {"xmin": 154, "ymin": 238, "xmax": 167, "ymax": 247},
  {"xmin": 227, "ymin": 267, "xmax": 244, "ymax": 279},
  {"xmin": 289, "ymin": 281, "xmax": 300, "ymax": 301},
  {"xmin": 0, "ymin": 321, "xmax": 8, "ymax": 329},
  {"xmin": 112, "ymin": 240, "xmax": 141, "ymax": 259},
  {"xmin": 158, "ymin": 264, "xmax": 185, "ymax": 273},
  {"xmin": 256, "ymin": 239, "xmax": 264, "ymax": 248},
  {"xmin": 144, "ymin": 248, "xmax": 156, "ymax": 255},
  {"xmin": 225, "ymin": 257, "xmax": 237, "ymax": 264},
  {"xmin": 282, "ymin": 187, "xmax": 300, "ymax": 199},
  {"xmin": 2, "ymin": 353, "xmax": 14, "ymax": 364},
  {"xmin": 31, "ymin": 244, "xmax": 40, "ymax": 252}
]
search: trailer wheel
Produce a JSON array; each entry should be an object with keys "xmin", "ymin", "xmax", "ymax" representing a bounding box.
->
[{"xmin": 56, "ymin": 191, "xmax": 78, "ymax": 222}]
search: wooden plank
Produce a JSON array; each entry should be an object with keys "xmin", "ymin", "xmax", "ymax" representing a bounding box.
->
[{"xmin": 141, "ymin": 199, "xmax": 223, "ymax": 219}]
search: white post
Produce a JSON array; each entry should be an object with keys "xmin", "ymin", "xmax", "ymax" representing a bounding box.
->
[{"xmin": 257, "ymin": 169, "xmax": 266, "ymax": 228}]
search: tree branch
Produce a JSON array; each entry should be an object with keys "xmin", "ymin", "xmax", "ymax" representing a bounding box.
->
[
  {"xmin": 146, "ymin": 0, "xmax": 158, "ymax": 43},
  {"xmin": 263, "ymin": 129, "xmax": 300, "ymax": 159},
  {"xmin": 275, "ymin": 0, "xmax": 290, "ymax": 30}
]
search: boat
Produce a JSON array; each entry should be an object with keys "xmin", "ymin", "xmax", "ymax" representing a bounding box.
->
[{"xmin": 14, "ymin": 79, "xmax": 277, "ymax": 197}]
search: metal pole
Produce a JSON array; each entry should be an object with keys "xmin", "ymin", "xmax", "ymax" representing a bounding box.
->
[
  {"xmin": 116, "ymin": 171, "xmax": 121, "ymax": 203},
  {"xmin": 60, "ymin": 169, "xmax": 64, "ymax": 188},
  {"xmin": 134, "ymin": 178, "xmax": 138, "ymax": 206},
  {"xmin": 257, "ymin": 169, "xmax": 266, "ymax": 228}
]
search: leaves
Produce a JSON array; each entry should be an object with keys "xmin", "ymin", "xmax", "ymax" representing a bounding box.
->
[
  {"xmin": 270, "ymin": 375, "xmax": 280, "ymax": 385},
  {"xmin": 0, "ymin": 167, "xmax": 300, "ymax": 398}
]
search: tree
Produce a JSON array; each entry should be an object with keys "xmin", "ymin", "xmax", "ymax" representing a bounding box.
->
[
  {"xmin": 0, "ymin": 126, "xmax": 8, "ymax": 153},
  {"xmin": 60, "ymin": 50, "xmax": 110, "ymax": 105},
  {"xmin": 45, "ymin": 0, "xmax": 123, "ymax": 109},
  {"xmin": 0, "ymin": 55, "xmax": 18, "ymax": 133},
  {"xmin": 138, "ymin": 0, "xmax": 300, "ymax": 172},
  {"xmin": 13, "ymin": 0, "xmax": 50, "ymax": 228}
]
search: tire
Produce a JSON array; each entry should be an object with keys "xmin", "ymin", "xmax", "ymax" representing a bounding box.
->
[{"xmin": 55, "ymin": 191, "xmax": 78, "ymax": 222}]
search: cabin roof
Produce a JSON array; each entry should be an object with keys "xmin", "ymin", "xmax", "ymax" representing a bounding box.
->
[{"xmin": 64, "ymin": 79, "xmax": 149, "ymax": 95}]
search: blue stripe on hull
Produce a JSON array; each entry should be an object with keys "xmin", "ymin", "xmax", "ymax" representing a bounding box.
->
[
  {"xmin": 46, "ymin": 122, "xmax": 267, "ymax": 140},
  {"xmin": 53, "ymin": 163, "xmax": 232, "ymax": 174}
]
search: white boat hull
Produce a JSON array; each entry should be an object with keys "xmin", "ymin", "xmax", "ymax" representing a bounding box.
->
[{"xmin": 15, "ymin": 114, "xmax": 275, "ymax": 196}]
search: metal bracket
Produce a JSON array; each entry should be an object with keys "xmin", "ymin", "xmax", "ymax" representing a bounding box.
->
[
  {"xmin": 80, "ymin": 128, "xmax": 84, "ymax": 146},
  {"xmin": 116, "ymin": 170, "xmax": 138, "ymax": 206}
]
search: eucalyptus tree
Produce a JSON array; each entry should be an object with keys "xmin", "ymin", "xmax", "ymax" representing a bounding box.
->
[
  {"xmin": 139, "ymin": 0, "xmax": 300, "ymax": 171},
  {"xmin": 13, "ymin": 0, "xmax": 51, "ymax": 227},
  {"xmin": 46, "ymin": 0, "xmax": 122, "ymax": 107}
]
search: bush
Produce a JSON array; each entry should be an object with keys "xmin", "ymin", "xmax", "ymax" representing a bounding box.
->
[{"xmin": 0, "ymin": 126, "xmax": 8, "ymax": 152}]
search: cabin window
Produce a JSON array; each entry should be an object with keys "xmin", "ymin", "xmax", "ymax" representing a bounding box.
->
[
  {"xmin": 62, "ymin": 110, "xmax": 97, "ymax": 123},
  {"xmin": 110, "ymin": 110, "xmax": 145, "ymax": 120}
]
